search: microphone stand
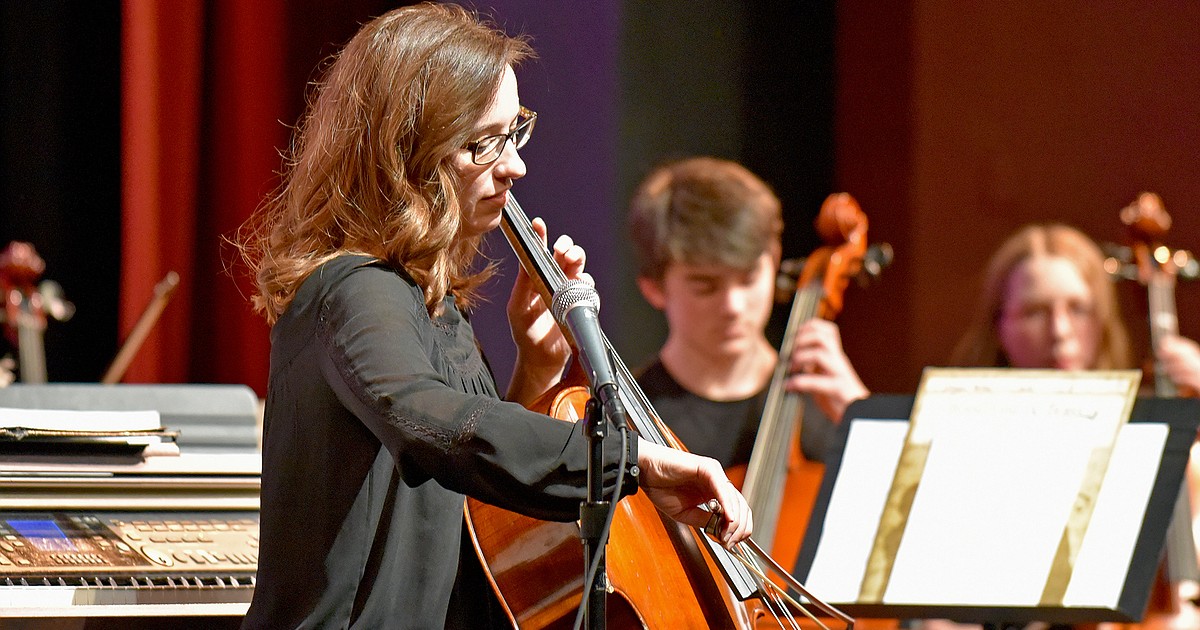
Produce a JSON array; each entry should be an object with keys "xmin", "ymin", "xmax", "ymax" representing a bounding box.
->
[
  {"xmin": 579, "ymin": 378, "xmax": 630, "ymax": 630},
  {"xmin": 580, "ymin": 394, "xmax": 608, "ymax": 630}
]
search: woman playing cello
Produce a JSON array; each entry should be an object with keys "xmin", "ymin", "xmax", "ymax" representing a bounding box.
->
[{"xmin": 233, "ymin": 4, "xmax": 751, "ymax": 628}]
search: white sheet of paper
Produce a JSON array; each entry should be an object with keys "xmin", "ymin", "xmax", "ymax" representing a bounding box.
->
[
  {"xmin": 804, "ymin": 421, "xmax": 1165, "ymax": 609},
  {"xmin": 0, "ymin": 406, "xmax": 162, "ymax": 433},
  {"xmin": 884, "ymin": 415, "xmax": 1095, "ymax": 604},
  {"xmin": 1064, "ymin": 422, "xmax": 1167, "ymax": 606},
  {"xmin": 805, "ymin": 420, "xmax": 909, "ymax": 601}
]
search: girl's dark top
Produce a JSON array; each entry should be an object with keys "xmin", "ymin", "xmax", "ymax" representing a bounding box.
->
[
  {"xmin": 243, "ymin": 255, "xmax": 637, "ymax": 630},
  {"xmin": 636, "ymin": 358, "xmax": 838, "ymax": 467}
]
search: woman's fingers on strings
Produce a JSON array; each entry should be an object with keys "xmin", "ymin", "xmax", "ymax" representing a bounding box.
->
[
  {"xmin": 552, "ymin": 234, "xmax": 586, "ymax": 276},
  {"xmin": 532, "ymin": 217, "xmax": 587, "ymax": 278},
  {"xmin": 530, "ymin": 216, "xmax": 547, "ymax": 244},
  {"xmin": 703, "ymin": 498, "xmax": 723, "ymax": 537}
]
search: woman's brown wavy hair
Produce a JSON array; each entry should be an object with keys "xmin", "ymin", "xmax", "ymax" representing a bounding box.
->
[
  {"xmin": 235, "ymin": 3, "xmax": 531, "ymax": 323},
  {"xmin": 950, "ymin": 223, "xmax": 1132, "ymax": 369}
]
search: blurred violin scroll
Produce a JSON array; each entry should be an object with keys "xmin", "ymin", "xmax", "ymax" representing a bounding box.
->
[
  {"xmin": 777, "ymin": 242, "xmax": 893, "ymax": 302},
  {"xmin": 0, "ymin": 241, "xmax": 75, "ymax": 384}
]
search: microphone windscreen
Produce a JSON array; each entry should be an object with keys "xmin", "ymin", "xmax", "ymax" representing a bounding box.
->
[{"xmin": 550, "ymin": 280, "xmax": 600, "ymax": 325}]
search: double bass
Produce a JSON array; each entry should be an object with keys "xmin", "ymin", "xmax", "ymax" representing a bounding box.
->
[
  {"xmin": 464, "ymin": 194, "xmax": 853, "ymax": 629},
  {"xmin": 1107, "ymin": 192, "xmax": 1200, "ymax": 629}
]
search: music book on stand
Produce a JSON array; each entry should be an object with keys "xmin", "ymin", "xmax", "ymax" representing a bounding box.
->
[
  {"xmin": 793, "ymin": 367, "xmax": 1200, "ymax": 625},
  {"xmin": 0, "ymin": 406, "xmax": 179, "ymax": 456}
]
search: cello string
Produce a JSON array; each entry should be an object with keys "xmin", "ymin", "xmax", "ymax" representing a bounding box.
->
[
  {"xmin": 504, "ymin": 196, "xmax": 569, "ymax": 293},
  {"xmin": 759, "ymin": 551, "xmax": 804, "ymax": 630},
  {"xmin": 741, "ymin": 537, "xmax": 854, "ymax": 628},
  {"xmin": 731, "ymin": 544, "xmax": 833, "ymax": 630},
  {"xmin": 748, "ymin": 551, "xmax": 803, "ymax": 630},
  {"xmin": 742, "ymin": 280, "xmax": 820, "ymax": 568},
  {"xmin": 754, "ymin": 588, "xmax": 790, "ymax": 629},
  {"xmin": 728, "ymin": 543, "xmax": 815, "ymax": 624}
]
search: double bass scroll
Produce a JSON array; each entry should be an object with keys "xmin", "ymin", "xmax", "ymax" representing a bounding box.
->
[{"xmin": 0, "ymin": 241, "xmax": 75, "ymax": 384}]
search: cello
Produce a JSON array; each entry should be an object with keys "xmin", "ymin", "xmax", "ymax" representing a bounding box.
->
[
  {"xmin": 1106, "ymin": 192, "xmax": 1200, "ymax": 629},
  {"xmin": 733, "ymin": 193, "xmax": 888, "ymax": 578},
  {"xmin": 464, "ymin": 194, "xmax": 853, "ymax": 629}
]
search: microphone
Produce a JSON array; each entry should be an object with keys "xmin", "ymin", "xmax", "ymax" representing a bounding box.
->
[{"xmin": 551, "ymin": 280, "xmax": 626, "ymax": 430}]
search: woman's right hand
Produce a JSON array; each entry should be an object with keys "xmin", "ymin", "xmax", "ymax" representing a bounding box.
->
[{"xmin": 635, "ymin": 439, "xmax": 752, "ymax": 549}]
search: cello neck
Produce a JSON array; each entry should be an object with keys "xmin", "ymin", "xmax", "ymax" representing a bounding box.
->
[
  {"xmin": 14, "ymin": 305, "xmax": 47, "ymax": 384},
  {"xmin": 740, "ymin": 279, "xmax": 820, "ymax": 544},
  {"xmin": 1119, "ymin": 191, "xmax": 1187, "ymax": 397},
  {"xmin": 1148, "ymin": 273, "xmax": 1178, "ymax": 397},
  {"xmin": 739, "ymin": 192, "xmax": 878, "ymax": 555},
  {"xmin": 500, "ymin": 195, "xmax": 676, "ymax": 448}
]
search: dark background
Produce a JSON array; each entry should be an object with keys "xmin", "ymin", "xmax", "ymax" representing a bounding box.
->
[{"xmin": 2, "ymin": 1, "xmax": 1198, "ymax": 398}]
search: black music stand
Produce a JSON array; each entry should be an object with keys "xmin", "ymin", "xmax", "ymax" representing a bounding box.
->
[{"xmin": 793, "ymin": 394, "xmax": 1200, "ymax": 625}]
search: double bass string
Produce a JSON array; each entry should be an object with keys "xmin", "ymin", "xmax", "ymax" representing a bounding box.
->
[{"xmin": 742, "ymin": 279, "xmax": 823, "ymax": 547}]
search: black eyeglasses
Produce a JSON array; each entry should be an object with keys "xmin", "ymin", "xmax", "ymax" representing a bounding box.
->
[{"xmin": 464, "ymin": 107, "xmax": 537, "ymax": 165}]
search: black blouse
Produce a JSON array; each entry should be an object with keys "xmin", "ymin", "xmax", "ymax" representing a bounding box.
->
[{"xmin": 243, "ymin": 255, "xmax": 636, "ymax": 629}]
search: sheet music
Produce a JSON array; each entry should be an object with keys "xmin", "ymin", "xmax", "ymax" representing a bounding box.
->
[
  {"xmin": 806, "ymin": 420, "xmax": 1166, "ymax": 608},
  {"xmin": 806, "ymin": 368, "xmax": 1150, "ymax": 610},
  {"xmin": 805, "ymin": 419, "xmax": 908, "ymax": 600}
]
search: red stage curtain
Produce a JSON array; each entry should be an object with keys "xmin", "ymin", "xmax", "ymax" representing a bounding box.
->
[{"xmin": 120, "ymin": 0, "xmax": 284, "ymax": 396}]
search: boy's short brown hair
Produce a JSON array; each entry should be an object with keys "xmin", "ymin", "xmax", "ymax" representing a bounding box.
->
[{"xmin": 628, "ymin": 156, "xmax": 783, "ymax": 281}]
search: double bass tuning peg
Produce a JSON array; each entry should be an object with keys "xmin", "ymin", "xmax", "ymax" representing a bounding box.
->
[
  {"xmin": 1103, "ymin": 240, "xmax": 1199, "ymax": 282},
  {"xmin": 1175, "ymin": 249, "xmax": 1200, "ymax": 281},
  {"xmin": 1101, "ymin": 243, "xmax": 1138, "ymax": 281},
  {"xmin": 37, "ymin": 280, "xmax": 74, "ymax": 323},
  {"xmin": 775, "ymin": 257, "xmax": 805, "ymax": 301},
  {"xmin": 774, "ymin": 242, "xmax": 895, "ymax": 301},
  {"xmin": 857, "ymin": 242, "xmax": 894, "ymax": 287}
]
